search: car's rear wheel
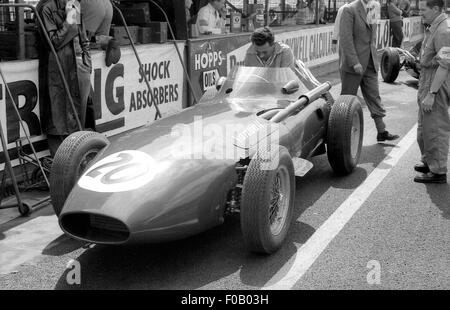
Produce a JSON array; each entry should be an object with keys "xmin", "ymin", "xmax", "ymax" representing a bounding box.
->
[
  {"xmin": 381, "ymin": 47, "xmax": 401, "ymax": 83},
  {"xmin": 240, "ymin": 145, "xmax": 295, "ymax": 254},
  {"xmin": 327, "ymin": 95, "xmax": 363, "ymax": 175},
  {"xmin": 50, "ymin": 131, "xmax": 109, "ymax": 216}
]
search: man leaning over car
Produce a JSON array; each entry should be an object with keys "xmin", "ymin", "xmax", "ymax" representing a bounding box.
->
[{"xmin": 244, "ymin": 27, "xmax": 295, "ymax": 69}]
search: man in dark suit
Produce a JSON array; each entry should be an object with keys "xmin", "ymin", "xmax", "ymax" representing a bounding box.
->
[{"xmin": 339, "ymin": 0, "xmax": 399, "ymax": 142}]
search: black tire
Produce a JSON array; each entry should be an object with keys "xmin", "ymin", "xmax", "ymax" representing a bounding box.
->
[
  {"xmin": 50, "ymin": 131, "xmax": 109, "ymax": 216},
  {"xmin": 381, "ymin": 47, "xmax": 401, "ymax": 83},
  {"xmin": 327, "ymin": 95, "xmax": 364, "ymax": 176},
  {"xmin": 240, "ymin": 145, "xmax": 295, "ymax": 254}
]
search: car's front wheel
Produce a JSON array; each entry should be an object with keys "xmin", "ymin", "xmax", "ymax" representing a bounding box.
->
[
  {"xmin": 327, "ymin": 95, "xmax": 363, "ymax": 175},
  {"xmin": 240, "ymin": 145, "xmax": 295, "ymax": 254},
  {"xmin": 50, "ymin": 131, "xmax": 109, "ymax": 216}
]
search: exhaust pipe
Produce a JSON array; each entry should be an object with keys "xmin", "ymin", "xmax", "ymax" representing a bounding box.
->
[{"xmin": 270, "ymin": 82, "xmax": 332, "ymax": 123}]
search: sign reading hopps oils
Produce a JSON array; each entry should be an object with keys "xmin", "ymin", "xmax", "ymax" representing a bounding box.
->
[
  {"xmin": 190, "ymin": 40, "xmax": 227, "ymax": 95},
  {"xmin": 0, "ymin": 43, "xmax": 185, "ymax": 169}
]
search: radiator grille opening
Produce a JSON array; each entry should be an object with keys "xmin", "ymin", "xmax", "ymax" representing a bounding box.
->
[{"xmin": 60, "ymin": 213, "xmax": 130, "ymax": 244}]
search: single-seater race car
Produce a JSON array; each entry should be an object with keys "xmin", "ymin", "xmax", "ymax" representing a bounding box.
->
[{"xmin": 50, "ymin": 60, "xmax": 364, "ymax": 254}]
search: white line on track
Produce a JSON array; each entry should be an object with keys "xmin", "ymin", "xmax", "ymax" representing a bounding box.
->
[{"xmin": 262, "ymin": 124, "xmax": 418, "ymax": 290}]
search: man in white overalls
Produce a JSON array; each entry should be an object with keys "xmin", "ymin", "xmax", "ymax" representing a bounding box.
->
[{"xmin": 413, "ymin": 0, "xmax": 450, "ymax": 184}]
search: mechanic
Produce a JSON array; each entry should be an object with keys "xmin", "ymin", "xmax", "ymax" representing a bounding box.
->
[
  {"xmin": 195, "ymin": 0, "xmax": 226, "ymax": 35},
  {"xmin": 339, "ymin": 0, "xmax": 400, "ymax": 142},
  {"xmin": 80, "ymin": 0, "xmax": 120, "ymax": 67},
  {"xmin": 413, "ymin": 0, "xmax": 450, "ymax": 184},
  {"xmin": 37, "ymin": 0, "xmax": 91, "ymax": 156},
  {"xmin": 244, "ymin": 27, "xmax": 295, "ymax": 68}
]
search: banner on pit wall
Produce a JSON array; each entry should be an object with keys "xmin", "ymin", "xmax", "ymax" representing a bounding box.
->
[
  {"xmin": 376, "ymin": 19, "xmax": 391, "ymax": 50},
  {"xmin": 0, "ymin": 43, "xmax": 185, "ymax": 170},
  {"xmin": 227, "ymin": 26, "xmax": 339, "ymax": 72},
  {"xmin": 403, "ymin": 16, "xmax": 425, "ymax": 43}
]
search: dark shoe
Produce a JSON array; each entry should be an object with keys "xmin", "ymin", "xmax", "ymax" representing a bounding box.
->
[
  {"xmin": 414, "ymin": 172, "xmax": 447, "ymax": 184},
  {"xmin": 414, "ymin": 163, "xmax": 430, "ymax": 174},
  {"xmin": 377, "ymin": 131, "xmax": 400, "ymax": 142},
  {"xmin": 105, "ymin": 39, "xmax": 121, "ymax": 67}
]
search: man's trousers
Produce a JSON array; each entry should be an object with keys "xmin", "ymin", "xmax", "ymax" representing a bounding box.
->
[
  {"xmin": 340, "ymin": 60, "xmax": 387, "ymax": 133},
  {"xmin": 417, "ymin": 93, "xmax": 450, "ymax": 174}
]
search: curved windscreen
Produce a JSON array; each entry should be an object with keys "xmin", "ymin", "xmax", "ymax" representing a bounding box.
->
[{"xmin": 213, "ymin": 67, "xmax": 310, "ymax": 113}]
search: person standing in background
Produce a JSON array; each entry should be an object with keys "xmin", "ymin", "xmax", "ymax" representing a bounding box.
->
[
  {"xmin": 367, "ymin": 0, "xmax": 381, "ymax": 24},
  {"xmin": 80, "ymin": 0, "xmax": 120, "ymax": 67},
  {"xmin": 332, "ymin": 1, "xmax": 351, "ymax": 48},
  {"xmin": 37, "ymin": 0, "xmax": 92, "ymax": 156},
  {"xmin": 195, "ymin": 0, "xmax": 226, "ymax": 34},
  {"xmin": 399, "ymin": 0, "xmax": 411, "ymax": 17},
  {"xmin": 339, "ymin": 0, "xmax": 400, "ymax": 142},
  {"xmin": 318, "ymin": 0, "xmax": 326, "ymax": 24},
  {"xmin": 388, "ymin": 0, "xmax": 404, "ymax": 47},
  {"xmin": 413, "ymin": 0, "xmax": 450, "ymax": 184},
  {"xmin": 185, "ymin": 0, "xmax": 193, "ymax": 24}
]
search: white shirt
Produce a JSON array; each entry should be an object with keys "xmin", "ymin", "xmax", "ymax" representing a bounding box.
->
[
  {"xmin": 195, "ymin": 3, "xmax": 226, "ymax": 34},
  {"xmin": 367, "ymin": 0, "xmax": 380, "ymax": 25},
  {"xmin": 332, "ymin": 3, "xmax": 348, "ymax": 42}
]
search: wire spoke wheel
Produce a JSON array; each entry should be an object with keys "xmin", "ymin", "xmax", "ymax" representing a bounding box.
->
[
  {"xmin": 350, "ymin": 111, "xmax": 361, "ymax": 160},
  {"xmin": 269, "ymin": 167, "xmax": 290, "ymax": 236},
  {"xmin": 241, "ymin": 145, "xmax": 295, "ymax": 254}
]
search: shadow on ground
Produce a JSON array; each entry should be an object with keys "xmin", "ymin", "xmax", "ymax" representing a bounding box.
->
[
  {"xmin": 0, "ymin": 204, "xmax": 53, "ymax": 235},
  {"xmin": 42, "ymin": 234, "xmax": 86, "ymax": 256},
  {"xmin": 426, "ymin": 183, "xmax": 450, "ymax": 220}
]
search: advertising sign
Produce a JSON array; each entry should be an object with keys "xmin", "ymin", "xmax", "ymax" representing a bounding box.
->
[
  {"xmin": 376, "ymin": 19, "xmax": 391, "ymax": 50},
  {"xmin": 403, "ymin": 16, "xmax": 425, "ymax": 43},
  {"xmin": 0, "ymin": 43, "xmax": 185, "ymax": 169}
]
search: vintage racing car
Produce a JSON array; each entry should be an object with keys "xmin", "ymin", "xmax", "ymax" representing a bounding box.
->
[{"xmin": 50, "ymin": 61, "xmax": 364, "ymax": 254}]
